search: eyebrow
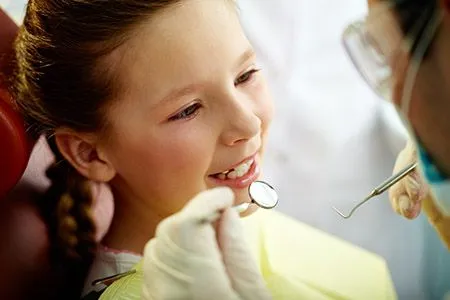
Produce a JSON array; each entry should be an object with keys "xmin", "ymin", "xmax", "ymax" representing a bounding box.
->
[{"xmin": 159, "ymin": 48, "xmax": 256, "ymax": 105}]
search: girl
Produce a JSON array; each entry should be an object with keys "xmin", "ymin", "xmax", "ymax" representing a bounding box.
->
[
  {"xmin": 13, "ymin": 0, "xmax": 272, "ymax": 297},
  {"xmin": 11, "ymin": 0, "xmax": 396, "ymax": 298}
]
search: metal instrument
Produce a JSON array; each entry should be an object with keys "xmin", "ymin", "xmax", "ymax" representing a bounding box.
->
[{"xmin": 333, "ymin": 162, "xmax": 418, "ymax": 219}]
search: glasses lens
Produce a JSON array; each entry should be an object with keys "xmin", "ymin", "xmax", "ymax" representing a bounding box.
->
[{"xmin": 343, "ymin": 22, "xmax": 393, "ymax": 101}]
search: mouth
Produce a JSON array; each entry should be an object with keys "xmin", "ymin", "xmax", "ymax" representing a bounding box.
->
[{"xmin": 208, "ymin": 154, "xmax": 260, "ymax": 189}]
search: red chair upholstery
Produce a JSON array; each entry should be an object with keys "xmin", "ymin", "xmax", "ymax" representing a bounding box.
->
[
  {"xmin": 0, "ymin": 9, "xmax": 52, "ymax": 299},
  {"xmin": 0, "ymin": 8, "xmax": 115, "ymax": 299},
  {"xmin": 0, "ymin": 9, "xmax": 33, "ymax": 199},
  {"xmin": 0, "ymin": 92, "xmax": 32, "ymax": 198}
]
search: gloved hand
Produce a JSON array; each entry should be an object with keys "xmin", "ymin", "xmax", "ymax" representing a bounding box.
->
[
  {"xmin": 389, "ymin": 140, "xmax": 450, "ymax": 249},
  {"xmin": 141, "ymin": 187, "xmax": 272, "ymax": 300}
]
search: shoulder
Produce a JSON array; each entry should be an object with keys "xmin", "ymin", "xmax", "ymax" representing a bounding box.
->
[
  {"xmin": 83, "ymin": 247, "xmax": 142, "ymax": 297},
  {"xmin": 99, "ymin": 261, "xmax": 144, "ymax": 300}
]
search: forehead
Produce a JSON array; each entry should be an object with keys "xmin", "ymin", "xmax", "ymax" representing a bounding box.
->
[{"xmin": 111, "ymin": 0, "xmax": 250, "ymax": 99}]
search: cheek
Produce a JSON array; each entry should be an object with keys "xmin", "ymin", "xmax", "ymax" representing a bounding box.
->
[
  {"xmin": 107, "ymin": 124, "xmax": 216, "ymax": 209},
  {"xmin": 157, "ymin": 128, "xmax": 214, "ymax": 176},
  {"xmin": 126, "ymin": 129, "xmax": 210, "ymax": 176},
  {"xmin": 410, "ymin": 60, "xmax": 449, "ymax": 132}
]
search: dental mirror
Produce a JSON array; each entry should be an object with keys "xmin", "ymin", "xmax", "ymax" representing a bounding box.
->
[
  {"xmin": 248, "ymin": 180, "xmax": 278, "ymax": 209},
  {"xmin": 203, "ymin": 181, "xmax": 278, "ymax": 223}
]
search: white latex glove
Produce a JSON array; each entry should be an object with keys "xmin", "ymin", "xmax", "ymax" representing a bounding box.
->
[
  {"xmin": 141, "ymin": 187, "xmax": 272, "ymax": 300},
  {"xmin": 389, "ymin": 140, "xmax": 428, "ymax": 219},
  {"xmin": 389, "ymin": 140, "xmax": 450, "ymax": 249}
]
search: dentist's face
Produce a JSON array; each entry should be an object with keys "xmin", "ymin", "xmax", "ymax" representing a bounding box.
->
[
  {"xmin": 367, "ymin": 0, "xmax": 450, "ymax": 175},
  {"xmin": 100, "ymin": 0, "xmax": 273, "ymax": 218}
]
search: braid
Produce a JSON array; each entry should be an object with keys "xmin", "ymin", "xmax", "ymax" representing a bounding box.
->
[{"xmin": 38, "ymin": 136, "xmax": 98, "ymax": 297}]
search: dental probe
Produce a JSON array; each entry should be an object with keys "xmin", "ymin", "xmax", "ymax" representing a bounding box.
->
[{"xmin": 333, "ymin": 162, "xmax": 418, "ymax": 219}]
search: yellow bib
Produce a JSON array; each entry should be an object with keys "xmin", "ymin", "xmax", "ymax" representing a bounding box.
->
[{"xmin": 101, "ymin": 209, "xmax": 397, "ymax": 300}]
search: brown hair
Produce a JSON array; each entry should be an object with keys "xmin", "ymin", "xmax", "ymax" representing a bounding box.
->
[{"xmin": 10, "ymin": 0, "xmax": 181, "ymax": 297}]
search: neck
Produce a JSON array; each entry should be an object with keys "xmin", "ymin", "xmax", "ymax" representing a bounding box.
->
[{"xmin": 101, "ymin": 187, "xmax": 162, "ymax": 255}]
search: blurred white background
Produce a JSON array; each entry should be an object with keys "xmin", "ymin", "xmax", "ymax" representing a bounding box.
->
[
  {"xmin": 237, "ymin": 1, "xmax": 449, "ymax": 299},
  {"xmin": 2, "ymin": 1, "xmax": 449, "ymax": 299}
]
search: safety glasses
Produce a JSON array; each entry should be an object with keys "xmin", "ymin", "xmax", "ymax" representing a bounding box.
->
[{"xmin": 341, "ymin": 2, "xmax": 441, "ymax": 104}]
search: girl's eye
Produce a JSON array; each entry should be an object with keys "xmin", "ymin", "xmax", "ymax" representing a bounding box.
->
[
  {"xmin": 168, "ymin": 102, "xmax": 202, "ymax": 121},
  {"xmin": 234, "ymin": 68, "xmax": 260, "ymax": 86}
]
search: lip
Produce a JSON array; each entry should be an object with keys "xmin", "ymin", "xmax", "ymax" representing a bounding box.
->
[{"xmin": 208, "ymin": 156, "xmax": 260, "ymax": 189}]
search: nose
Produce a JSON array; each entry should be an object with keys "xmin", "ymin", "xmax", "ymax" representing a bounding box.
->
[{"xmin": 220, "ymin": 92, "xmax": 261, "ymax": 146}]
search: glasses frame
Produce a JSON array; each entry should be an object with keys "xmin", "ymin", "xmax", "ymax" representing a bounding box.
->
[{"xmin": 341, "ymin": 2, "xmax": 439, "ymax": 103}]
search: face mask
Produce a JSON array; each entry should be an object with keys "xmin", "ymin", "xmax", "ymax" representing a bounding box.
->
[{"xmin": 417, "ymin": 143, "xmax": 450, "ymax": 216}]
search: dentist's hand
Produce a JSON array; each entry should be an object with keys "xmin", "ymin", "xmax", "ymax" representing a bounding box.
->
[
  {"xmin": 389, "ymin": 140, "xmax": 427, "ymax": 219},
  {"xmin": 141, "ymin": 187, "xmax": 271, "ymax": 300},
  {"xmin": 389, "ymin": 140, "xmax": 450, "ymax": 249}
]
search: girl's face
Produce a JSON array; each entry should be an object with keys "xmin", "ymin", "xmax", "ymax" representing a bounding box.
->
[{"xmin": 101, "ymin": 0, "xmax": 273, "ymax": 218}]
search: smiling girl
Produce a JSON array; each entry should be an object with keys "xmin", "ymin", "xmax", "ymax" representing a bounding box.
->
[{"xmin": 12, "ymin": 0, "xmax": 271, "ymax": 296}]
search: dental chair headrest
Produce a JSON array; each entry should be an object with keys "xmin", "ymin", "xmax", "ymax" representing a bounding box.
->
[
  {"xmin": 0, "ymin": 91, "xmax": 32, "ymax": 198},
  {"xmin": 0, "ymin": 9, "xmax": 33, "ymax": 198}
]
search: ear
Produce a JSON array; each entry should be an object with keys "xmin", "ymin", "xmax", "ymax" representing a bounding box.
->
[{"xmin": 54, "ymin": 129, "xmax": 116, "ymax": 182}]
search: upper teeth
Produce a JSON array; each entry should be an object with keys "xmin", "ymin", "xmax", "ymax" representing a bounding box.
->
[{"xmin": 218, "ymin": 159, "xmax": 254, "ymax": 180}]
